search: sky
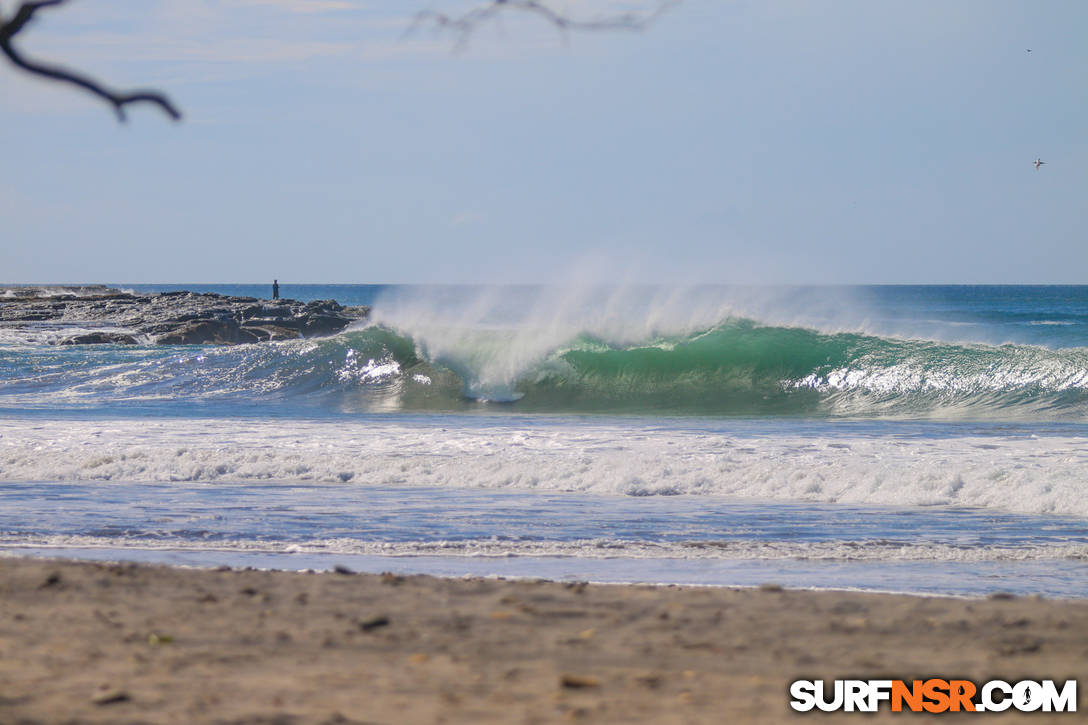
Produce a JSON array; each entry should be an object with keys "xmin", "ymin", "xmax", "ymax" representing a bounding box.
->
[{"xmin": 1, "ymin": 0, "xmax": 1085, "ymax": 284}]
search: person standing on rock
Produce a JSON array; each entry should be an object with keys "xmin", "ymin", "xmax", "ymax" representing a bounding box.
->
[{"xmin": 272, "ymin": 280, "xmax": 279, "ymax": 300}]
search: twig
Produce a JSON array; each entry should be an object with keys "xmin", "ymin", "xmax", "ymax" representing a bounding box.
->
[{"xmin": 0, "ymin": 0, "xmax": 180, "ymax": 122}]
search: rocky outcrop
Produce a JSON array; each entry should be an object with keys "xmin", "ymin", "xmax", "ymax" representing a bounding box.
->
[{"xmin": 0, "ymin": 287, "xmax": 370, "ymax": 346}]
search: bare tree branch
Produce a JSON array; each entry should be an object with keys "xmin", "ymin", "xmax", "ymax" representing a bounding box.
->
[
  {"xmin": 2, "ymin": 1, "xmax": 675, "ymax": 121},
  {"xmin": 0, "ymin": 0, "xmax": 180, "ymax": 122},
  {"xmin": 411, "ymin": 0, "xmax": 679, "ymax": 49}
]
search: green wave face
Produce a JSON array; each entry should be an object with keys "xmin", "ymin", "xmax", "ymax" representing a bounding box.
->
[
  {"xmin": 516, "ymin": 320, "xmax": 846, "ymax": 414},
  {"xmin": 322, "ymin": 318, "xmax": 1088, "ymax": 418}
]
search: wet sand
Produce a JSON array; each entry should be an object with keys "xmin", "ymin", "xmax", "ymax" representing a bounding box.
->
[{"xmin": 1, "ymin": 556, "xmax": 1085, "ymax": 724}]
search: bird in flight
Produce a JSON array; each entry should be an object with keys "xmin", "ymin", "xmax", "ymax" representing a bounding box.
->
[{"xmin": 1033, "ymin": 158, "xmax": 1046, "ymax": 170}]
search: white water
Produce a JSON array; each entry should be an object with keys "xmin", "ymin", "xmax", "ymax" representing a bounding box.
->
[{"xmin": 2, "ymin": 417, "xmax": 1087, "ymax": 517}]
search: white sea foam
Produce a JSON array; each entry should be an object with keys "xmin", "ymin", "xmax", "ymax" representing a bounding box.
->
[
  {"xmin": 336, "ymin": 351, "xmax": 401, "ymax": 383},
  {"xmin": 2, "ymin": 418, "xmax": 1086, "ymax": 518},
  {"xmin": 6, "ymin": 534, "xmax": 1085, "ymax": 563}
]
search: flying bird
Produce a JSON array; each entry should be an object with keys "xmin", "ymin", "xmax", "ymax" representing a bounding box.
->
[{"xmin": 1034, "ymin": 158, "xmax": 1046, "ymax": 170}]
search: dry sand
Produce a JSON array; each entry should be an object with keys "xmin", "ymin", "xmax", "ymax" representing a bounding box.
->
[{"xmin": 1, "ymin": 556, "xmax": 1085, "ymax": 724}]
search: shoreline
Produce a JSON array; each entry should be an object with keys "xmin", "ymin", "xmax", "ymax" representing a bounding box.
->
[
  {"xmin": 4, "ymin": 550, "xmax": 982, "ymax": 599},
  {"xmin": 1, "ymin": 549, "xmax": 995, "ymax": 601},
  {"xmin": 2, "ymin": 556, "xmax": 1086, "ymax": 724},
  {"xmin": 5, "ymin": 546, "xmax": 1086, "ymax": 601}
]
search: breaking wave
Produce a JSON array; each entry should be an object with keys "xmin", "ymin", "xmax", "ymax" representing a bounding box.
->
[{"xmin": 2, "ymin": 315, "xmax": 1087, "ymax": 419}]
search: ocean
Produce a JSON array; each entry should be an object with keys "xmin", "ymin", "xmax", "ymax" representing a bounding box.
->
[{"xmin": 2, "ymin": 284, "xmax": 1087, "ymax": 597}]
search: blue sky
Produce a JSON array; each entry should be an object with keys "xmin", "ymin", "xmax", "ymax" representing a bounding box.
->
[{"xmin": 1, "ymin": 0, "xmax": 1085, "ymax": 284}]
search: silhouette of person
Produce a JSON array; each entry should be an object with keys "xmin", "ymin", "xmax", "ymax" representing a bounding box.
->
[{"xmin": 272, "ymin": 279, "xmax": 280, "ymax": 300}]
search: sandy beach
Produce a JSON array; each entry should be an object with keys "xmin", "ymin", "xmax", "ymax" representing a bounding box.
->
[{"xmin": 1, "ymin": 557, "xmax": 1085, "ymax": 724}]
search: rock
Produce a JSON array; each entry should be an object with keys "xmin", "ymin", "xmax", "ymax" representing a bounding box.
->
[
  {"xmin": 17, "ymin": 310, "xmax": 60, "ymax": 321},
  {"xmin": 39, "ymin": 571, "xmax": 62, "ymax": 589},
  {"xmin": 1, "ymin": 286, "xmax": 369, "ymax": 347},
  {"xmin": 241, "ymin": 304, "xmax": 291, "ymax": 320},
  {"xmin": 91, "ymin": 688, "xmax": 130, "ymax": 705},
  {"xmin": 301, "ymin": 314, "xmax": 355, "ymax": 337},
  {"xmin": 155, "ymin": 320, "xmax": 260, "ymax": 346},
  {"xmin": 57, "ymin": 332, "xmax": 139, "ymax": 346},
  {"xmin": 241, "ymin": 325, "xmax": 300, "ymax": 342},
  {"xmin": 560, "ymin": 674, "xmax": 601, "ymax": 689},
  {"xmin": 357, "ymin": 615, "xmax": 390, "ymax": 632}
]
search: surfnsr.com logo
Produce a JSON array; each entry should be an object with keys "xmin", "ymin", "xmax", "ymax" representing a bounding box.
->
[{"xmin": 790, "ymin": 679, "xmax": 1077, "ymax": 713}]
